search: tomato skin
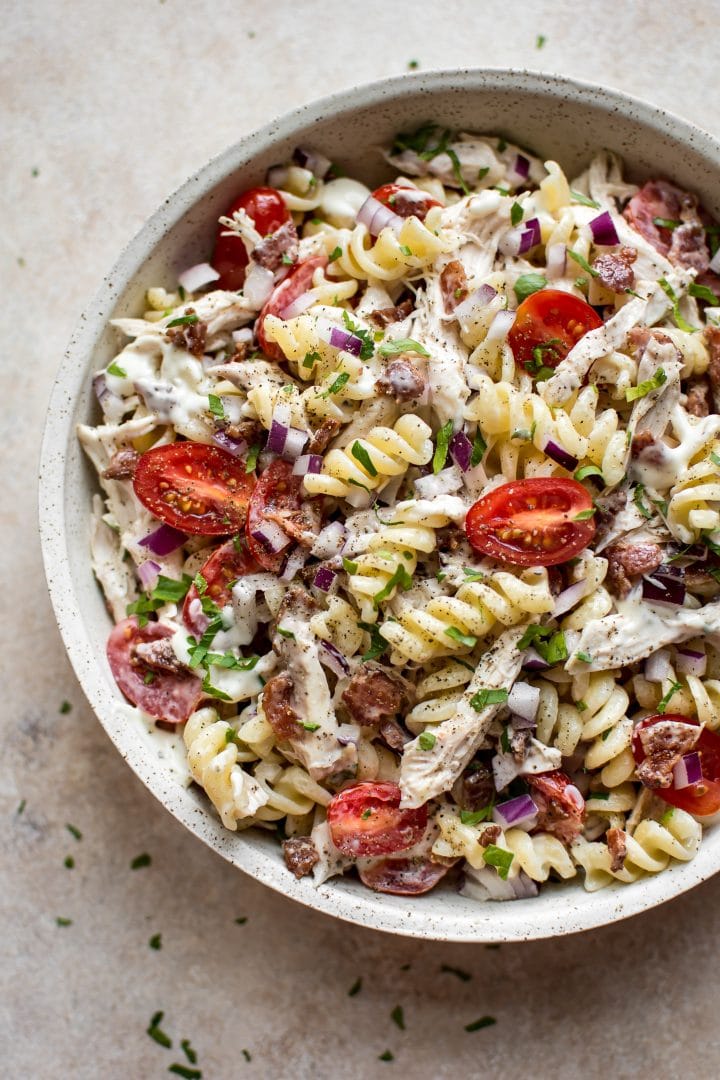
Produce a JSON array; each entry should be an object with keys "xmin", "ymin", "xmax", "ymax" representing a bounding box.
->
[
  {"xmin": 182, "ymin": 538, "xmax": 260, "ymax": 635},
  {"xmin": 358, "ymin": 856, "xmax": 450, "ymax": 895},
  {"xmin": 327, "ymin": 781, "xmax": 428, "ymax": 858},
  {"xmin": 212, "ymin": 187, "xmax": 291, "ymax": 290},
  {"xmin": 133, "ymin": 443, "xmax": 255, "ymax": 536},
  {"xmin": 632, "ymin": 714, "xmax": 720, "ymax": 816},
  {"xmin": 245, "ymin": 459, "xmax": 302, "ymax": 572},
  {"xmin": 256, "ymin": 255, "xmax": 328, "ymax": 361},
  {"xmin": 464, "ymin": 478, "xmax": 595, "ymax": 567},
  {"xmin": 508, "ymin": 289, "xmax": 603, "ymax": 375},
  {"xmin": 106, "ymin": 617, "xmax": 204, "ymax": 724},
  {"xmin": 371, "ymin": 183, "xmax": 441, "ymax": 222}
]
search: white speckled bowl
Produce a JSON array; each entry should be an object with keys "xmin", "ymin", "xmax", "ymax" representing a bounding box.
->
[{"xmin": 39, "ymin": 70, "xmax": 720, "ymax": 941}]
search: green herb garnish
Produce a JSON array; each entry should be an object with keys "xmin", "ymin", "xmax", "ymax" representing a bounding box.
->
[
  {"xmin": 567, "ymin": 250, "xmax": 598, "ymax": 277},
  {"xmin": 465, "ymin": 1016, "xmax": 497, "ymax": 1032},
  {"xmin": 510, "ymin": 202, "xmax": 523, "ymax": 227},
  {"xmin": 471, "ymin": 688, "xmax": 508, "ymax": 711},
  {"xmin": 433, "ymin": 419, "xmax": 454, "ymax": 473},
  {"xmin": 482, "ymin": 844, "xmax": 514, "ymax": 880},
  {"xmin": 653, "ymin": 216, "xmax": 681, "ymax": 230},
  {"xmin": 633, "ymin": 483, "xmax": 653, "ymax": 520},
  {"xmin": 107, "ymin": 361, "xmax": 127, "ymax": 378},
  {"xmin": 322, "ymin": 371, "xmax": 351, "ymax": 397},
  {"xmin": 459, "ymin": 805, "xmax": 495, "ymax": 825},
  {"xmin": 166, "ymin": 314, "xmax": 199, "ymax": 328},
  {"xmin": 659, "ymin": 278, "xmax": 697, "ymax": 333},
  {"xmin": 245, "ymin": 443, "xmax": 260, "ymax": 472},
  {"xmin": 377, "ymin": 338, "xmax": 430, "ymax": 358},
  {"xmin": 131, "ymin": 853, "xmax": 152, "ymax": 870},
  {"xmin": 570, "ymin": 190, "xmax": 600, "ymax": 209},
  {"xmin": 418, "ymin": 731, "xmax": 437, "ymax": 750},
  {"xmin": 575, "ymin": 651, "xmax": 593, "ymax": 664},
  {"xmin": 351, "ymin": 439, "xmax": 378, "ymax": 477},
  {"xmin": 341, "ymin": 310, "xmax": 374, "ymax": 359},
  {"xmin": 689, "ymin": 281, "xmax": 720, "ymax": 305},
  {"xmin": 147, "ymin": 1011, "xmax": 172, "ymax": 1049},
  {"xmin": 208, "ymin": 393, "xmax": 224, "ymax": 419},
  {"xmin": 470, "ymin": 429, "xmax": 487, "ymax": 467},
  {"xmin": 445, "ymin": 626, "xmax": 477, "ymax": 648},
  {"xmin": 373, "ymin": 564, "xmax": 413, "ymax": 606},
  {"xmin": 657, "ymin": 681, "xmax": 683, "ymax": 714},
  {"xmin": 358, "ymin": 621, "xmax": 389, "ymax": 662},
  {"xmin": 513, "ymin": 272, "xmax": 547, "ymax": 304},
  {"xmin": 625, "ymin": 367, "xmax": 667, "ymax": 402}
]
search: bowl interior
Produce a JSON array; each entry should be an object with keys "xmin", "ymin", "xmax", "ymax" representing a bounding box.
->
[{"xmin": 40, "ymin": 69, "xmax": 720, "ymax": 941}]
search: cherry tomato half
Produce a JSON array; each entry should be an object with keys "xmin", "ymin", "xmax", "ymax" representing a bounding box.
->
[
  {"xmin": 211, "ymin": 186, "xmax": 291, "ymax": 291},
  {"xmin": 182, "ymin": 538, "xmax": 260, "ymax": 636},
  {"xmin": 371, "ymin": 183, "xmax": 441, "ymax": 222},
  {"xmin": 465, "ymin": 478, "xmax": 595, "ymax": 567},
  {"xmin": 632, "ymin": 714, "xmax": 720, "ymax": 816},
  {"xmin": 358, "ymin": 856, "xmax": 450, "ymax": 895},
  {"xmin": 245, "ymin": 460, "xmax": 303, "ymax": 572},
  {"xmin": 256, "ymin": 255, "xmax": 328, "ymax": 361},
  {"xmin": 133, "ymin": 443, "xmax": 255, "ymax": 536},
  {"xmin": 327, "ymin": 781, "xmax": 428, "ymax": 858},
  {"xmin": 508, "ymin": 288, "xmax": 603, "ymax": 376},
  {"xmin": 106, "ymin": 617, "xmax": 204, "ymax": 724}
]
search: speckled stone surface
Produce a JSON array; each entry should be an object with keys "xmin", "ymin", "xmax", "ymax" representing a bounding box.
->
[{"xmin": 5, "ymin": 3, "xmax": 720, "ymax": 1077}]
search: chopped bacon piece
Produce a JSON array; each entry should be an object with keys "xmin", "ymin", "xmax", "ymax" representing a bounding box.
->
[
  {"xmin": 636, "ymin": 720, "xmax": 701, "ymax": 789},
  {"xmin": 252, "ymin": 220, "xmax": 299, "ymax": 272},
  {"xmin": 341, "ymin": 664, "xmax": 411, "ymax": 726},
  {"xmin": 592, "ymin": 246, "xmax": 636, "ymax": 292},
  {"xmin": 527, "ymin": 770, "xmax": 585, "ymax": 845},
  {"xmin": 378, "ymin": 718, "xmax": 411, "ymax": 752},
  {"xmin": 264, "ymin": 500, "xmax": 322, "ymax": 547},
  {"xmin": 376, "ymin": 358, "xmax": 427, "ymax": 402},
  {"xmin": 367, "ymin": 299, "xmax": 414, "ymax": 328},
  {"xmin": 479, "ymin": 824, "xmax": 502, "ymax": 847},
  {"xmin": 459, "ymin": 763, "xmax": 495, "ymax": 811},
  {"xmin": 630, "ymin": 429, "xmax": 657, "ymax": 457},
  {"xmin": 103, "ymin": 448, "xmax": 140, "ymax": 481},
  {"xmin": 605, "ymin": 542, "xmax": 664, "ymax": 599},
  {"xmin": 307, "ymin": 417, "xmax": 341, "ymax": 455},
  {"xmin": 166, "ymin": 310, "xmax": 208, "ymax": 357},
  {"xmin": 685, "ymin": 378, "xmax": 711, "ymax": 418},
  {"xmin": 262, "ymin": 672, "xmax": 303, "ymax": 740},
  {"xmin": 282, "ymin": 836, "xmax": 319, "ymax": 878},
  {"xmin": 669, "ymin": 222, "xmax": 710, "ymax": 273},
  {"xmin": 606, "ymin": 827, "xmax": 627, "ymax": 872},
  {"xmin": 132, "ymin": 637, "xmax": 188, "ymax": 676},
  {"xmin": 439, "ymin": 259, "xmax": 469, "ymax": 312}
]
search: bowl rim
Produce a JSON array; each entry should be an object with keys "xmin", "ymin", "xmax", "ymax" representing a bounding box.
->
[{"xmin": 39, "ymin": 67, "xmax": 720, "ymax": 942}]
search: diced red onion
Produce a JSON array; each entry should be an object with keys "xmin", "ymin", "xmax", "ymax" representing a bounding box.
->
[
  {"xmin": 313, "ymin": 565, "xmax": 337, "ymax": 592},
  {"xmin": 414, "ymin": 466, "xmax": 463, "ymax": 499},
  {"xmin": 676, "ymin": 648, "xmax": 706, "ymax": 677},
  {"xmin": 212, "ymin": 430, "xmax": 248, "ymax": 458},
  {"xmin": 311, "ymin": 521, "xmax": 346, "ymax": 558},
  {"xmin": 292, "ymin": 454, "xmax": 323, "ymax": 476},
  {"xmin": 450, "ymin": 431, "xmax": 473, "ymax": 472},
  {"xmin": 642, "ymin": 568, "xmax": 686, "ymax": 607},
  {"xmin": 266, "ymin": 404, "xmax": 309, "ymax": 460},
  {"xmin": 589, "ymin": 210, "xmax": 619, "ymax": 247},
  {"xmin": 137, "ymin": 560, "xmax": 161, "ymax": 591},
  {"xmin": 319, "ymin": 640, "xmax": 350, "ymax": 677},
  {"xmin": 329, "ymin": 326, "xmax": 362, "ymax": 356},
  {"xmin": 345, "ymin": 485, "xmax": 373, "ymax": 509},
  {"xmin": 507, "ymin": 682, "xmax": 540, "ymax": 723},
  {"xmin": 93, "ymin": 373, "xmax": 109, "ymax": 402},
  {"xmin": 673, "ymin": 752, "xmax": 703, "ymax": 790},
  {"xmin": 138, "ymin": 523, "xmax": 187, "ymax": 556},
  {"xmin": 522, "ymin": 647, "xmax": 550, "ymax": 672},
  {"xmin": 710, "ymin": 246, "xmax": 720, "ymax": 275},
  {"xmin": 454, "ymin": 284, "xmax": 497, "ymax": 324},
  {"xmin": 280, "ymin": 290, "xmax": 315, "ymax": 320},
  {"xmin": 232, "ymin": 328, "xmax": 253, "ymax": 344},
  {"xmin": 513, "ymin": 154, "xmax": 530, "ymax": 180},
  {"xmin": 292, "ymin": 146, "xmax": 332, "ymax": 179},
  {"xmin": 243, "ymin": 263, "xmax": 275, "ymax": 307},
  {"xmin": 645, "ymin": 648, "xmax": 673, "ymax": 684},
  {"xmin": 546, "ymin": 242, "xmax": 567, "ymax": 280},
  {"xmin": 266, "ymin": 164, "xmax": 289, "ymax": 189},
  {"xmin": 375, "ymin": 474, "xmax": 404, "ymax": 506},
  {"xmin": 492, "ymin": 752, "xmax": 519, "ymax": 791},
  {"xmin": 492, "ymin": 794, "xmax": 539, "ymax": 831},
  {"xmin": 553, "ymin": 580, "xmax": 587, "ymax": 617},
  {"xmin": 283, "ymin": 427, "xmax": 310, "ymax": 461},
  {"xmin": 460, "ymin": 865, "xmax": 538, "ymax": 901},
  {"xmin": 336, "ymin": 723, "xmax": 360, "ymax": 746},
  {"xmin": 485, "ymin": 308, "xmax": 516, "ymax": 345},
  {"xmin": 266, "ymin": 416, "xmax": 290, "ymax": 455},
  {"xmin": 251, "ymin": 518, "xmax": 291, "ymax": 554},
  {"xmin": 511, "ymin": 713, "xmax": 536, "ymax": 732},
  {"xmin": 356, "ymin": 195, "xmax": 404, "ymax": 237},
  {"xmin": 178, "ymin": 261, "xmax": 220, "ymax": 294},
  {"xmin": 543, "ymin": 438, "xmax": 578, "ymax": 472},
  {"xmin": 279, "ymin": 546, "xmax": 308, "ymax": 583}
]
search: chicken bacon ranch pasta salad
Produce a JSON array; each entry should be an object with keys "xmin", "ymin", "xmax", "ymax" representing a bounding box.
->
[{"xmin": 80, "ymin": 126, "xmax": 720, "ymax": 900}]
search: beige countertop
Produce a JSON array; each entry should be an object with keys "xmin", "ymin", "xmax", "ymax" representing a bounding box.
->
[{"xmin": 4, "ymin": 2, "xmax": 720, "ymax": 1076}]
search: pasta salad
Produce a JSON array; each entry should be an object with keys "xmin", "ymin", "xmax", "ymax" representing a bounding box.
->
[{"xmin": 80, "ymin": 126, "xmax": 720, "ymax": 900}]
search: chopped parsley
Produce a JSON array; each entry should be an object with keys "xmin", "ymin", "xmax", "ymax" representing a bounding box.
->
[
  {"xmin": 107, "ymin": 361, "xmax": 127, "ymax": 378},
  {"xmin": 570, "ymin": 190, "xmax": 600, "ymax": 209},
  {"xmin": 399, "ymin": 244, "xmax": 413, "ymax": 257},
  {"xmin": 653, "ymin": 216, "xmax": 681, "ymax": 230},
  {"xmin": 535, "ymin": 33, "xmax": 546, "ymax": 48},
  {"xmin": 516, "ymin": 625, "xmax": 567, "ymax": 664},
  {"xmin": 633, "ymin": 483, "xmax": 653, "ymax": 520},
  {"xmin": 321, "ymin": 371, "xmax": 351, "ymax": 398},
  {"xmin": 657, "ymin": 681, "xmax": 683, "ymax": 714},
  {"xmin": 462, "ymin": 567, "xmax": 485, "ymax": 582},
  {"xmin": 201, "ymin": 672, "xmax": 232, "ymax": 701},
  {"xmin": 149, "ymin": 933, "xmax": 162, "ymax": 950},
  {"xmin": 659, "ymin": 278, "xmax": 697, "ymax": 333},
  {"xmin": 66, "ymin": 823, "xmax": 82, "ymax": 841},
  {"xmin": 418, "ymin": 730, "xmax": 437, "ymax": 750},
  {"xmin": 143, "ymin": 671, "xmax": 155, "ymax": 685},
  {"xmin": 440, "ymin": 964, "xmax": 472, "ymax": 981},
  {"xmin": 147, "ymin": 1011, "xmax": 172, "ymax": 1048},
  {"xmin": 379, "ymin": 1051, "xmax": 394, "ymax": 1062},
  {"xmin": 574, "ymin": 508, "xmax": 596, "ymax": 521},
  {"xmin": 510, "ymin": 202, "xmax": 524, "ymax": 227},
  {"xmin": 64, "ymin": 856, "xmax": 74, "ymax": 869},
  {"xmin": 575, "ymin": 651, "xmax": 593, "ymax": 664},
  {"xmin": 351, "ymin": 440, "xmax": 378, "ymax": 476},
  {"xmin": 60, "ymin": 700, "xmax": 72, "ymax": 714},
  {"xmin": 235, "ymin": 916, "xmax": 248, "ymax": 925},
  {"xmin": 567, "ymin": 250, "xmax": 598, "ymax": 277},
  {"xmin": 342, "ymin": 310, "xmax": 374, "ymax": 359},
  {"xmin": 16, "ymin": 799, "xmax": 26, "ymax": 815},
  {"xmin": 470, "ymin": 429, "xmax": 487, "ymax": 467},
  {"xmin": 281, "ymin": 252, "xmax": 295, "ymax": 266},
  {"xmin": 471, "ymin": 688, "xmax": 508, "ymax": 711},
  {"xmin": 208, "ymin": 393, "xmax": 224, "ymax": 419},
  {"xmin": 477, "ymin": 167, "xmax": 490, "ymax": 181},
  {"xmin": 181, "ymin": 1040, "xmax": 198, "ymax": 1065},
  {"xmin": 689, "ymin": 281, "xmax": 720, "ymax": 306},
  {"xmin": 168, "ymin": 1066, "xmax": 201, "ymax": 1079},
  {"xmin": 444, "ymin": 626, "xmax": 477, "ymax": 649},
  {"xmin": 711, "ymin": 451, "xmax": 720, "ymax": 469},
  {"xmin": 525, "ymin": 337, "xmax": 564, "ymax": 379},
  {"xmin": 587, "ymin": 791, "xmax": 610, "ymax": 801},
  {"xmin": 166, "ymin": 314, "xmax": 199, "ymax": 328},
  {"xmin": 377, "ymin": 338, "xmax": 430, "ymax": 358},
  {"xmin": 348, "ymin": 977, "xmax": 363, "ymax": 996},
  {"xmin": 433, "ymin": 419, "xmax": 454, "ymax": 473},
  {"xmin": 407, "ymin": 58, "xmax": 419, "ymax": 69},
  {"xmin": 245, "ymin": 443, "xmax": 260, "ymax": 472},
  {"xmin": 373, "ymin": 564, "xmax": 413, "ymax": 606},
  {"xmin": 465, "ymin": 1016, "xmax": 497, "ymax": 1032},
  {"xmin": 358, "ymin": 621, "xmax": 389, "ymax": 662},
  {"xmin": 302, "ymin": 721, "xmax": 321, "ymax": 732},
  {"xmin": 514, "ymin": 272, "xmax": 547, "ymax": 303},
  {"xmin": 390, "ymin": 1005, "xmax": 405, "ymax": 1030},
  {"xmin": 127, "ymin": 574, "xmax": 193, "ymax": 625},
  {"xmin": 193, "ymin": 571, "xmax": 208, "ymax": 595},
  {"xmin": 625, "ymin": 367, "xmax": 667, "ymax": 401},
  {"xmin": 303, "ymin": 350, "xmax": 321, "ymax": 369},
  {"xmin": 328, "ymin": 245, "xmax": 342, "ymax": 262},
  {"xmin": 342, "ymin": 557, "xmax": 359, "ymax": 574},
  {"xmin": 482, "ymin": 844, "xmax": 514, "ymax": 880},
  {"xmin": 131, "ymin": 853, "xmax": 152, "ymax": 870},
  {"xmin": 574, "ymin": 464, "xmax": 604, "ymax": 483},
  {"xmin": 660, "ymin": 806, "xmax": 676, "ymax": 825},
  {"xmin": 459, "ymin": 805, "xmax": 495, "ymax": 825},
  {"xmin": 56, "ymin": 917, "xmax": 72, "ymax": 927}
]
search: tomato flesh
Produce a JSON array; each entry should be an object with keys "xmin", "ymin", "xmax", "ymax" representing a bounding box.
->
[
  {"xmin": 465, "ymin": 478, "xmax": 595, "ymax": 567},
  {"xmin": 182, "ymin": 538, "xmax": 260, "ymax": 635},
  {"xmin": 106, "ymin": 617, "xmax": 204, "ymax": 724},
  {"xmin": 632, "ymin": 714, "xmax": 720, "ymax": 816},
  {"xmin": 371, "ymin": 183, "xmax": 441, "ymax": 222},
  {"xmin": 508, "ymin": 288, "xmax": 603, "ymax": 376},
  {"xmin": 327, "ymin": 781, "xmax": 428, "ymax": 858},
  {"xmin": 358, "ymin": 856, "xmax": 449, "ymax": 895},
  {"xmin": 133, "ymin": 442, "xmax": 255, "ymax": 536},
  {"xmin": 245, "ymin": 459, "xmax": 303, "ymax": 572},
  {"xmin": 212, "ymin": 186, "xmax": 291, "ymax": 291},
  {"xmin": 257, "ymin": 255, "xmax": 328, "ymax": 361}
]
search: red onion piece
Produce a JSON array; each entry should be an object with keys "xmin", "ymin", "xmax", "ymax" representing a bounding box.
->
[
  {"xmin": 137, "ymin": 560, "xmax": 161, "ymax": 591},
  {"xmin": 279, "ymin": 546, "xmax": 307, "ymax": 583},
  {"xmin": 329, "ymin": 327, "xmax": 362, "ymax": 356},
  {"xmin": 280, "ymin": 291, "xmax": 315, "ymax": 319},
  {"xmin": 212, "ymin": 431, "xmax": 248, "ymax": 458},
  {"xmin": 522, "ymin": 647, "xmax": 550, "ymax": 672},
  {"xmin": 676, "ymin": 648, "xmax": 707, "ymax": 677},
  {"xmin": 492, "ymin": 794, "xmax": 539, "ymax": 831},
  {"xmin": 282, "ymin": 427, "xmax": 310, "ymax": 461},
  {"xmin": 454, "ymin": 284, "xmax": 497, "ymax": 324},
  {"xmin": 553, "ymin": 580, "xmax": 586, "ymax": 617},
  {"xmin": 710, "ymin": 246, "xmax": 720, "ymax": 275},
  {"xmin": 486, "ymin": 308, "xmax": 516, "ymax": 345},
  {"xmin": 292, "ymin": 454, "xmax": 323, "ymax": 476},
  {"xmin": 311, "ymin": 521, "xmax": 346, "ymax": 558},
  {"xmin": 645, "ymin": 648, "xmax": 673, "ymax": 683},
  {"xmin": 266, "ymin": 165, "xmax": 289, "ymax": 189},
  {"xmin": 511, "ymin": 712, "xmax": 536, "ymax": 731},
  {"xmin": 513, "ymin": 153, "xmax": 530, "ymax": 179},
  {"xmin": 589, "ymin": 210, "xmax": 619, "ymax": 247},
  {"xmin": 313, "ymin": 565, "xmax": 337, "ymax": 592},
  {"xmin": 642, "ymin": 568, "xmax": 686, "ymax": 607},
  {"xmin": 523, "ymin": 217, "xmax": 541, "ymax": 249},
  {"xmin": 414, "ymin": 467, "xmax": 463, "ymax": 499},
  {"xmin": 243, "ymin": 263, "xmax": 275, "ymax": 307},
  {"xmin": 507, "ymin": 682, "xmax": 540, "ymax": 723},
  {"xmin": 266, "ymin": 418, "xmax": 290, "ymax": 455},
  {"xmin": 178, "ymin": 262, "xmax": 220, "ymax": 294},
  {"xmin": 319, "ymin": 639, "xmax": 351, "ymax": 677},
  {"xmin": 543, "ymin": 438, "xmax": 578, "ymax": 472},
  {"xmin": 546, "ymin": 242, "xmax": 567, "ymax": 280},
  {"xmin": 292, "ymin": 146, "xmax": 332, "ymax": 179},
  {"xmin": 138, "ymin": 523, "xmax": 187, "ymax": 556},
  {"xmin": 673, "ymin": 752, "xmax": 703, "ymax": 790},
  {"xmin": 356, "ymin": 195, "xmax": 404, "ymax": 237},
  {"xmin": 93, "ymin": 373, "xmax": 109, "ymax": 402},
  {"xmin": 450, "ymin": 431, "xmax": 473, "ymax": 472},
  {"xmin": 232, "ymin": 328, "xmax": 253, "ymax": 344},
  {"xmin": 492, "ymin": 752, "xmax": 519, "ymax": 791},
  {"xmin": 251, "ymin": 518, "xmax": 291, "ymax": 554}
]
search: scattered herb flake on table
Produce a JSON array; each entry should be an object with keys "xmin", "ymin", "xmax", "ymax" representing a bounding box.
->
[{"xmin": 131, "ymin": 852, "xmax": 152, "ymax": 869}]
